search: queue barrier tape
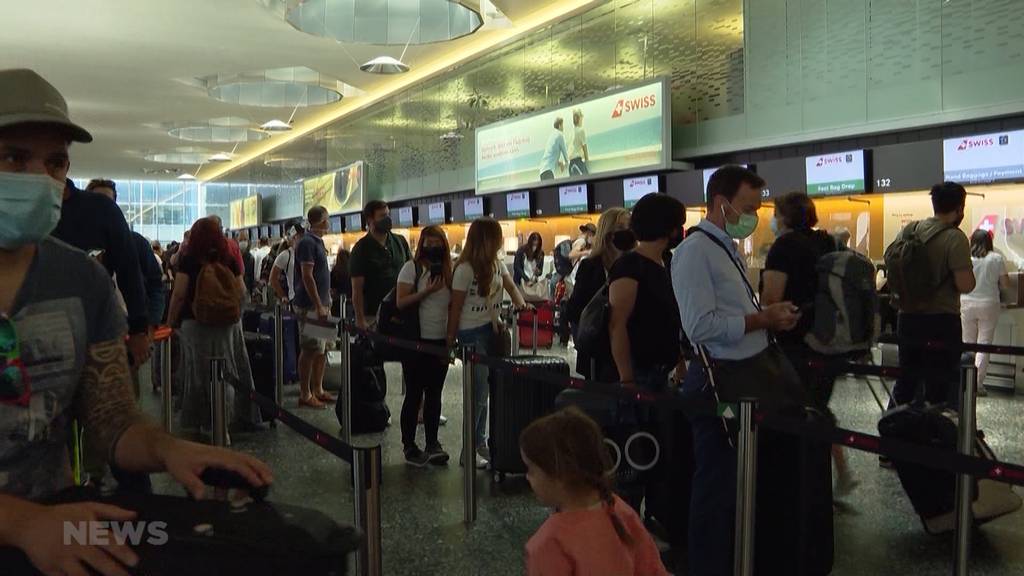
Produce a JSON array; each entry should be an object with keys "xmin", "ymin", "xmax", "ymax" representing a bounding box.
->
[
  {"xmin": 341, "ymin": 322, "xmax": 1024, "ymax": 489},
  {"xmin": 878, "ymin": 334, "xmax": 1024, "ymax": 357}
]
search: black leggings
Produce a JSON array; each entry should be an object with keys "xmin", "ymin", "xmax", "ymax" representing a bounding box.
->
[{"xmin": 400, "ymin": 340, "xmax": 450, "ymax": 449}]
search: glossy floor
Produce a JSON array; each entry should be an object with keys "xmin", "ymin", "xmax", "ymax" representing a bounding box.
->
[{"xmin": 139, "ymin": 347, "xmax": 1024, "ymax": 576}]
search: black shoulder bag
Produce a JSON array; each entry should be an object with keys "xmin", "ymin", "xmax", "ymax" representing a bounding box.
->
[
  {"xmin": 376, "ymin": 262, "xmax": 423, "ymax": 360},
  {"xmin": 690, "ymin": 228, "xmax": 806, "ymax": 415}
]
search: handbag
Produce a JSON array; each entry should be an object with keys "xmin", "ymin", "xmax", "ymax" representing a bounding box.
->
[
  {"xmin": 520, "ymin": 278, "xmax": 550, "ymax": 302},
  {"xmin": 690, "ymin": 228, "xmax": 806, "ymax": 414},
  {"xmin": 376, "ymin": 263, "xmax": 422, "ymax": 359},
  {"xmin": 575, "ymin": 283, "xmax": 609, "ymax": 357}
]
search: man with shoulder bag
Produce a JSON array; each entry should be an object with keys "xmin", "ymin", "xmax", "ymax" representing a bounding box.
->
[{"xmin": 673, "ymin": 166, "xmax": 818, "ymax": 576}]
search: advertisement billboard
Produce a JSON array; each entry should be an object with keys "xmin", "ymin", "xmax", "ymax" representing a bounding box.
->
[
  {"xmin": 506, "ymin": 191, "xmax": 531, "ymax": 219},
  {"xmin": 623, "ymin": 175, "xmax": 659, "ymax": 208},
  {"xmin": 805, "ymin": 151, "xmax": 866, "ymax": 196},
  {"xmin": 558, "ymin": 184, "xmax": 589, "ymax": 214},
  {"xmin": 302, "ymin": 161, "xmax": 364, "ymax": 215},
  {"xmin": 475, "ymin": 78, "xmax": 670, "ymax": 194},
  {"xmin": 943, "ymin": 130, "xmax": 1024, "ymax": 184},
  {"xmin": 464, "ymin": 197, "xmax": 485, "ymax": 220},
  {"xmin": 231, "ymin": 196, "xmax": 261, "ymax": 228}
]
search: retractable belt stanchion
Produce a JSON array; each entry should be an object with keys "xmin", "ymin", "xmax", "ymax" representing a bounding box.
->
[
  {"xmin": 210, "ymin": 357, "xmax": 227, "ymax": 447},
  {"xmin": 161, "ymin": 335, "xmax": 172, "ymax": 433},
  {"xmin": 532, "ymin": 311, "xmax": 539, "ymax": 355},
  {"xmin": 462, "ymin": 343, "xmax": 477, "ymax": 524},
  {"xmin": 955, "ymin": 360, "xmax": 979, "ymax": 576},
  {"xmin": 339, "ymin": 295, "xmax": 353, "ymax": 444},
  {"xmin": 353, "ymin": 445, "xmax": 383, "ymax": 576},
  {"xmin": 734, "ymin": 399, "xmax": 758, "ymax": 576},
  {"xmin": 510, "ymin": 308, "xmax": 521, "ymax": 357},
  {"xmin": 274, "ymin": 300, "xmax": 285, "ymax": 426}
]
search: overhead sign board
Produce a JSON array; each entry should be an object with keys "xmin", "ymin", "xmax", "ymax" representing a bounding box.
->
[
  {"xmin": 943, "ymin": 130, "xmax": 1024, "ymax": 184},
  {"xmin": 805, "ymin": 151, "xmax": 866, "ymax": 196}
]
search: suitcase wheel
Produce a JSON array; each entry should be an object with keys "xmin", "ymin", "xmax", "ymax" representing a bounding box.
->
[{"xmin": 494, "ymin": 472, "xmax": 506, "ymax": 483}]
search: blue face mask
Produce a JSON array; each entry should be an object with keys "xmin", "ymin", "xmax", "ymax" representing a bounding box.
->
[
  {"xmin": 769, "ymin": 217, "xmax": 780, "ymax": 237},
  {"xmin": 0, "ymin": 172, "xmax": 64, "ymax": 249}
]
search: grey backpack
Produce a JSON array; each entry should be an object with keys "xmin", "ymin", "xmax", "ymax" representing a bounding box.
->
[
  {"xmin": 805, "ymin": 250, "xmax": 878, "ymax": 355},
  {"xmin": 883, "ymin": 220, "xmax": 953, "ymax": 309}
]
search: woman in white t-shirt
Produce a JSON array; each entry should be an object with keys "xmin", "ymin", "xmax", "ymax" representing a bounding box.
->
[
  {"xmin": 961, "ymin": 229, "xmax": 1010, "ymax": 393},
  {"xmin": 396, "ymin": 226, "xmax": 453, "ymax": 467},
  {"xmin": 448, "ymin": 218, "xmax": 530, "ymax": 469}
]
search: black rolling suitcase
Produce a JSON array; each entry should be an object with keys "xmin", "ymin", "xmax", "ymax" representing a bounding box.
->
[
  {"xmin": 258, "ymin": 312, "xmax": 299, "ymax": 384},
  {"xmin": 242, "ymin": 308, "xmax": 263, "ymax": 333},
  {"xmin": 878, "ymin": 403, "xmax": 1021, "ymax": 534},
  {"xmin": 642, "ymin": 408, "xmax": 695, "ymax": 569},
  {"xmin": 244, "ymin": 331, "xmax": 277, "ymax": 423},
  {"xmin": 489, "ymin": 355, "xmax": 569, "ymax": 481},
  {"xmin": 335, "ymin": 337, "xmax": 390, "ymax": 434},
  {"xmin": 3, "ymin": 487, "xmax": 362, "ymax": 576},
  {"xmin": 755, "ymin": 407, "xmax": 834, "ymax": 576}
]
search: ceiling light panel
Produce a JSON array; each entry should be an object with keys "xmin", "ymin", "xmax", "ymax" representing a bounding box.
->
[
  {"xmin": 167, "ymin": 120, "xmax": 269, "ymax": 143},
  {"xmin": 260, "ymin": 0, "xmax": 483, "ymax": 45},
  {"xmin": 200, "ymin": 67, "xmax": 362, "ymax": 108},
  {"xmin": 145, "ymin": 147, "xmax": 213, "ymax": 165}
]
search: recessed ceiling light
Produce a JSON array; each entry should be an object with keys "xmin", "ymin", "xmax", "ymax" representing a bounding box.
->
[
  {"xmin": 261, "ymin": 119, "xmax": 293, "ymax": 133},
  {"xmin": 360, "ymin": 56, "xmax": 410, "ymax": 75},
  {"xmin": 177, "ymin": 173, "xmax": 197, "ymax": 181},
  {"xmin": 440, "ymin": 131, "xmax": 464, "ymax": 142},
  {"xmin": 208, "ymin": 152, "xmax": 234, "ymax": 163}
]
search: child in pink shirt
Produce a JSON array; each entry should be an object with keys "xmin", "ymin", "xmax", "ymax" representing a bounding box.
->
[{"xmin": 520, "ymin": 407, "xmax": 669, "ymax": 576}]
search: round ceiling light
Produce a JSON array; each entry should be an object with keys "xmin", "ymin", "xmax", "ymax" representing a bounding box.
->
[
  {"xmin": 167, "ymin": 117, "xmax": 269, "ymax": 143},
  {"xmin": 208, "ymin": 152, "xmax": 234, "ymax": 163},
  {"xmin": 145, "ymin": 147, "xmax": 213, "ymax": 165},
  {"xmin": 201, "ymin": 67, "xmax": 359, "ymax": 108},
  {"xmin": 360, "ymin": 56, "xmax": 410, "ymax": 75},
  {"xmin": 260, "ymin": 119, "xmax": 293, "ymax": 133},
  {"xmin": 177, "ymin": 173, "xmax": 197, "ymax": 181},
  {"xmin": 260, "ymin": 0, "xmax": 482, "ymax": 45}
]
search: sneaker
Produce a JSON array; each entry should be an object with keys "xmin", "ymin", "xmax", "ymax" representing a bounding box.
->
[
  {"xmin": 475, "ymin": 455, "xmax": 489, "ymax": 470},
  {"xmin": 425, "ymin": 444, "xmax": 450, "ymax": 465},
  {"xmin": 404, "ymin": 447, "xmax": 430, "ymax": 468},
  {"xmin": 476, "ymin": 445, "xmax": 491, "ymax": 461},
  {"xmin": 878, "ymin": 455, "xmax": 893, "ymax": 469},
  {"xmin": 439, "ymin": 414, "xmax": 448, "ymax": 426}
]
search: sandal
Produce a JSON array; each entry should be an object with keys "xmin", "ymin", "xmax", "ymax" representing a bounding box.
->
[
  {"xmin": 299, "ymin": 396, "xmax": 326, "ymax": 409},
  {"xmin": 315, "ymin": 392, "xmax": 336, "ymax": 404}
]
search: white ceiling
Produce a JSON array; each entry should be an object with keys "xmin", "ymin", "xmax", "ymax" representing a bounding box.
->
[{"xmin": 0, "ymin": 0, "xmax": 568, "ymax": 180}]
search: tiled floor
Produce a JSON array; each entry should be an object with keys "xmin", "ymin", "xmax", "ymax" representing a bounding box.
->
[{"xmin": 138, "ymin": 346, "xmax": 1024, "ymax": 575}]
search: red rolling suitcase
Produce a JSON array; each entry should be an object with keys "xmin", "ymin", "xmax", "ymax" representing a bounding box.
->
[{"xmin": 517, "ymin": 302, "xmax": 555, "ymax": 350}]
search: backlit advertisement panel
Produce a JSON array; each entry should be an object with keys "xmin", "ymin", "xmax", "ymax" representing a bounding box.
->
[
  {"xmin": 475, "ymin": 79, "xmax": 670, "ymax": 194},
  {"xmin": 302, "ymin": 160, "xmax": 364, "ymax": 215},
  {"xmin": 943, "ymin": 130, "xmax": 1024, "ymax": 184}
]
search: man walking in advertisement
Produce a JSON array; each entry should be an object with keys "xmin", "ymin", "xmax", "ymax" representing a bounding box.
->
[
  {"xmin": 539, "ymin": 117, "xmax": 569, "ymax": 181},
  {"xmin": 569, "ymin": 108, "xmax": 590, "ymax": 176}
]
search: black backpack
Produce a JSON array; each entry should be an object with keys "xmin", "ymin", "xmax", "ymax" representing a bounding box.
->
[
  {"xmin": 574, "ymin": 283, "xmax": 610, "ymax": 358},
  {"xmin": 554, "ymin": 239, "xmax": 575, "ymax": 277},
  {"xmin": 335, "ymin": 337, "xmax": 390, "ymax": 434}
]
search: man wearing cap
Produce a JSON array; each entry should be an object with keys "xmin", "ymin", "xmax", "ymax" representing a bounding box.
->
[
  {"xmin": 0, "ymin": 69, "xmax": 273, "ymax": 576},
  {"xmin": 571, "ymin": 222, "xmax": 597, "ymax": 264}
]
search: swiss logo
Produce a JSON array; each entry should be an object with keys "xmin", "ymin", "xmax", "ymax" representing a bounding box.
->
[{"xmin": 611, "ymin": 100, "xmax": 624, "ymax": 118}]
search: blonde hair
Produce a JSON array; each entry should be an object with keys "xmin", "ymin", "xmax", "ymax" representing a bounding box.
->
[
  {"xmin": 456, "ymin": 218, "xmax": 503, "ymax": 298},
  {"xmin": 590, "ymin": 208, "xmax": 630, "ymax": 270}
]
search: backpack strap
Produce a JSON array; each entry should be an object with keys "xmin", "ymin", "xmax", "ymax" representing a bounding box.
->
[{"xmin": 690, "ymin": 227, "xmax": 761, "ymax": 312}]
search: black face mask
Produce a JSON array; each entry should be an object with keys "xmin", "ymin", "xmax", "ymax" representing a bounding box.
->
[
  {"xmin": 375, "ymin": 216, "xmax": 393, "ymax": 234},
  {"xmin": 667, "ymin": 230, "xmax": 683, "ymax": 251},
  {"xmin": 611, "ymin": 229, "xmax": 637, "ymax": 252},
  {"xmin": 422, "ymin": 246, "xmax": 446, "ymax": 263}
]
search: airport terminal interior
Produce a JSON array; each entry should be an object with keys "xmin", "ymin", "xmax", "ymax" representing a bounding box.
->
[{"xmin": 6, "ymin": 0, "xmax": 1024, "ymax": 575}]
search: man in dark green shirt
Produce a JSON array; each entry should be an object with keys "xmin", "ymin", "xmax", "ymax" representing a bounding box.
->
[{"xmin": 349, "ymin": 200, "xmax": 411, "ymax": 329}]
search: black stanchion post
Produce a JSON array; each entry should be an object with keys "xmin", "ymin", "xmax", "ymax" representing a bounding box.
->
[
  {"xmin": 274, "ymin": 300, "xmax": 285, "ymax": 425},
  {"xmin": 339, "ymin": 294, "xmax": 353, "ymax": 444},
  {"xmin": 462, "ymin": 343, "xmax": 477, "ymax": 524},
  {"xmin": 954, "ymin": 360, "xmax": 978, "ymax": 576},
  {"xmin": 353, "ymin": 445, "xmax": 383, "ymax": 576},
  {"xmin": 210, "ymin": 357, "xmax": 227, "ymax": 447},
  {"xmin": 511, "ymin": 307, "xmax": 520, "ymax": 357},
  {"xmin": 532, "ymin": 311, "xmax": 538, "ymax": 356},
  {"xmin": 161, "ymin": 336, "xmax": 172, "ymax": 433},
  {"xmin": 734, "ymin": 399, "xmax": 757, "ymax": 576}
]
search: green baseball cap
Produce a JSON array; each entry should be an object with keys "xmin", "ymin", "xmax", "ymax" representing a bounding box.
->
[{"xmin": 0, "ymin": 69, "xmax": 92, "ymax": 143}]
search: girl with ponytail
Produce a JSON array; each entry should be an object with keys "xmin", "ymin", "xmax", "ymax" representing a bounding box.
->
[{"xmin": 520, "ymin": 407, "xmax": 668, "ymax": 576}]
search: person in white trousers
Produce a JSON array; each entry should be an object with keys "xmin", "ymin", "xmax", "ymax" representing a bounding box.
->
[{"xmin": 961, "ymin": 229, "xmax": 1010, "ymax": 396}]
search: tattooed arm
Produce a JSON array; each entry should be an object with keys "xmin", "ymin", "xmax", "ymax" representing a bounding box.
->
[{"xmin": 76, "ymin": 339, "xmax": 273, "ymax": 496}]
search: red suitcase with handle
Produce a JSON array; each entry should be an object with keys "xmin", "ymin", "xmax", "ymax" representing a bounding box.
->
[{"xmin": 518, "ymin": 302, "xmax": 555, "ymax": 350}]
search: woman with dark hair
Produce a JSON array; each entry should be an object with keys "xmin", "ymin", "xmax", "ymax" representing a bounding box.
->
[
  {"xmin": 962, "ymin": 229, "xmax": 1009, "ymax": 395},
  {"xmin": 513, "ymin": 232, "xmax": 545, "ymax": 289},
  {"xmin": 396, "ymin": 226, "xmax": 453, "ymax": 466},
  {"xmin": 608, "ymin": 194, "xmax": 685, "ymax": 391},
  {"xmin": 760, "ymin": 191, "xmax": 853, "ymax": 493},
  {"xmin": 167, "ymin": 217, "xmax": 261, "ymax": 436}
]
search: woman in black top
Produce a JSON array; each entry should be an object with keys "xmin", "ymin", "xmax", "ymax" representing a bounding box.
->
[
  {"xmin": 760, "ymin": 192, "xmax": 857, "ymax": 495},
  {"xmin": 512, "ymin": 232, "xmax": 545, "ymax": 287},
  {"xmin": 609, "ymin": 194, "xmax": 686, "ymax": 391},
  {"xmin": 566, "ymin": 207, "xmax": 631, "ymax": 378}
]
